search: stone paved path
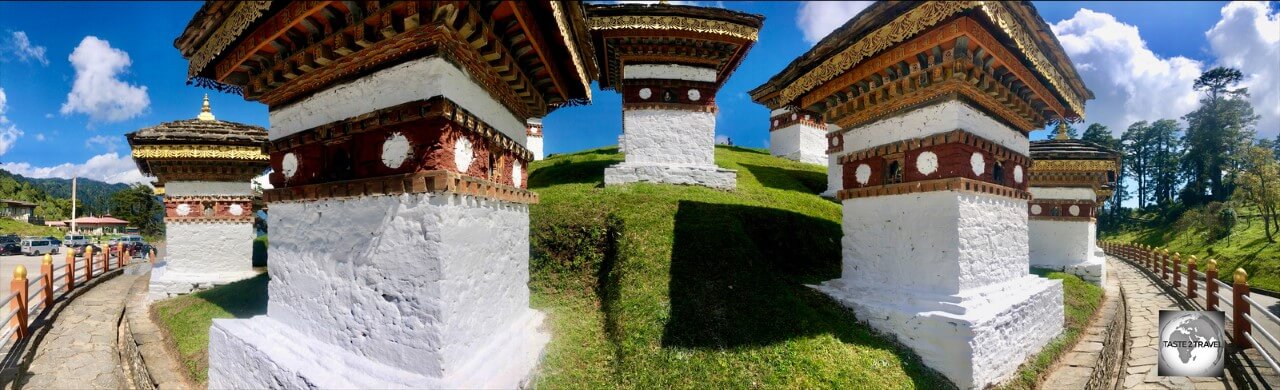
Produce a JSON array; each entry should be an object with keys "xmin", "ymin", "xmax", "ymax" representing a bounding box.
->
[
  {"xmin": 13, "ymin": 269, "xmax": 140, "ymax": 389},
  {"xmin": 1114, "ymin": 257, "xmax": 1230, "ymax": 389}
]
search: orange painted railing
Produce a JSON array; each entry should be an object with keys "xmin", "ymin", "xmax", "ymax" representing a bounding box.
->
[
  {"xmin": 1102, "ymin": 241, "xmax": 1280, "ymax": 373},
  {"xmin": 0, "ymin": 248, "xmax": 134, "ymax": 345}
]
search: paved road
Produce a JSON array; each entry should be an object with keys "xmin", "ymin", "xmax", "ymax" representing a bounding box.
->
[
  {"xmin": 1113, "ymin": 257, "xmax": 1229, "ymax": 389},
  {"xmin": 10, "ymin": 265, "xmax": 142, "ymax": 389}
]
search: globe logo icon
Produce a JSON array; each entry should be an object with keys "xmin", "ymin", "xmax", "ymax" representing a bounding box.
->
[{"xmin": 1158, "ymin": 310, "xmax": 1225, "ymax": 377}]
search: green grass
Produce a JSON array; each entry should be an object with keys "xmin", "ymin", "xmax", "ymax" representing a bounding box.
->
[
  {"xmin": 151, "ymin": 273, "xmax": 268, "ymax": 383},
  {"xmin": 997, "ymin": 270, "xmax": 1104, "ymax": 389},
  {"xmin": 527, "ymin": 146, "xmax": 953, "ymax": 388},
  {"xmin": 0, "ymin": 219, "xmax": 63, "ymax": 237},
  {"xmin": 1108, "ymin": 214, "xmax": 1280, "ymax": 292}
]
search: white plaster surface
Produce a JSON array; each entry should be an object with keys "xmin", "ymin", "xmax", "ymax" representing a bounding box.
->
[
  {"xmin": 604, "ymin": 163, "xmax": 737, "ymax": 190},
  {"xmin": 527, "ymin": 135, "xmax": 544, "ymax": 161},
  {"xmin": 1029, "ymin": 219, "xmax": 1106, "ymax": 284},
  {"xmin": 814, "ymin": 190, "xmax": 1064, "ymax": 388},
  {"xmin": 623, "ymin": 64, "xmax": 717, "ymax": 83},
  {"xmin": 1029, "ymin": 187, "xmax": 1097, "ymax": 201},
  {"xmin": 836, "ymin": 100, "xmax": 1028, "ymax": 154},
  {"xmin": 258, "ymin": 193, "xmax": 544, "ymax": 383},
  {"xmin": 149, "ymin": 222, "xmax": 258, "ymax": 300},
  {"xmin": 769, "ymin": 123, "xmax": 827, "ymax": 165},
  {"xmin": 268, "ymin": 57, "xmax": 525, "ymax": 145},
  {"xmin": 822, "ymin": 153, "xmax": 842, "ymax": 198},
  {"xmin": 166, "ymin": 181, "xmax": 252, "ymax": 197},
  {"xmin": 621, "ymin": 109, "xmax": 715, "ymax": 166}
]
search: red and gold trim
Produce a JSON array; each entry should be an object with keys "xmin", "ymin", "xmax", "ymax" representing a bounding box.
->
[
  {"xmin": 263, "ymin": 170, "xmax": 536, "ymax": 204},
  {"xmin": 1028, "ymin": 199, "xmax": 1095, "ymax": 221},
  {"xmin": 527, "ymin": 122, "xmax": 543, "ymax": 137},
  {"xmin": 164, "ymin": 196, "xmax": 255, "ymax": 223},
  {"xmin": 769, "ymin": 109, "xmax": 822, "ymax": 131},
  {"xmin": 837, "ymin": 177, "xmax": 1030, "ymax": 201},
  {"xmin": 620, "ymin": 79, "xmax": 717, "ymax": 112},
  {"xmin": 836, "ymin": 130, "xmax": 1029, "ymax": 200},
  {"xmin": 266, "ymin": 97, "xmax": 534, "ymax": 204}
]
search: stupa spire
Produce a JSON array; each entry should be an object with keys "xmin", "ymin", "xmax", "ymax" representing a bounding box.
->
[
  {"xmin": 197, "ymin": 94, "xmax": 216, "ymax": 121},
  {"xmin": 1054, "ymin": 121, "xmax": 1071, "ymax": 140}
]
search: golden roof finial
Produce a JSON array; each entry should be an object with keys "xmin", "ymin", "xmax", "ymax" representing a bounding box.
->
[
  {"xmin": 1054, "ymin": 121, "xmax": 1070, "ymax": 140},
  {"xmin": 197, "ymin": 94, "xmax": 216, "ymax": 121}
]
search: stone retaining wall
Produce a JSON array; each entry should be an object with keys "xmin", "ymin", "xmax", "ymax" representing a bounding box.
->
[
  {"xmin": 118, "ymin": 270, "xmax": 192, "ymax": 390},
  {"xmin": 1041, "ymin": 266, "xmax": 1127, "ymax": 389}
]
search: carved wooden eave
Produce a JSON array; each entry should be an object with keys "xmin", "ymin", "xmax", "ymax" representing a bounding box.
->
[
  {"xmin": 174, "ymin": 1, "xmax": 598, "ymax": 119},
  {"xmin": 1030, "ymin": 138, "xmax": 1122, "ymax": 203},
  {"xmin": 126, "ymin": 116, "xmax": 270, "ymax": 180},
  {"xmin": 749, "ymin": 1, "xmax": 1093, "ymax": 132},
  {"xmin": 585, "ymin": 3, "xmax": 764, "ymax": 90}
]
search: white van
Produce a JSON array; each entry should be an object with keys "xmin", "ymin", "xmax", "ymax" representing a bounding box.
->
[
  {"xmin": 63, "ymin": 234, "xmax": 89, "ymax": 247},
  {"xmin": 20, "ymin": 238, "xmax": 59, "ymax": 256}
]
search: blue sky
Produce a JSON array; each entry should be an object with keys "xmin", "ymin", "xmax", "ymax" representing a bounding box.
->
[{"xmin": 0, "ymin": 1, "xmax": 1276, "ymax": 188}]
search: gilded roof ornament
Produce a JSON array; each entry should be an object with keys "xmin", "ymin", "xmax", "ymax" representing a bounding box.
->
[
  {"xmin": 198, "ymin": 94, "xmax": 216, "ymax": 121},
  {"xmin": 1054, "ymin": 122, "xmax": 1070, "ymax": 140}
]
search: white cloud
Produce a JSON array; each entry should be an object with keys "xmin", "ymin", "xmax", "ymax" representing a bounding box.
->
[
  {"xmin": 4, "ymin": 31, "xmax": 48, "ymax": 66},
  {"xmin": 796, "ymin": 1, "xmax": 874, "ymax": 45},
  {"xmin": 34, "ymin": 133, "xmax": 44, "ymax": 142},
  {"xmin": 1206, "ymin": 1, "xmax": 1280, "ymax": 138},
  {"xmin": 43, "ymin": 113, "xmax": 52, "ymax": 119},
  {"xmin": 1050, "ymin": 9, "xmax": 1203, "ymax": 136},
  {"xmin": 252, "ymin": 170, "xmax": 273, "ymax": 191},
  {"xmin": 84, "ymin": 134, "xmax": 120, "ymax": 151},
  {"xmin": 0, "ymin": 152, "xmax": 148, "ymax": 184},
  {"xmin": 0, "ymin": 87, "xmax": 23, "ymax": 156},
  {"xmin": 59, "ymin": 36, "xmax": 149, "ymax": 123}
]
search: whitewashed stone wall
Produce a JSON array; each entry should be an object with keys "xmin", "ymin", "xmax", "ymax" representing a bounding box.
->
[
  {"xmin": 528, "ymin": 135, "xmax": 544, "ymax": 161},
  {"xmin": 1029, "ymin": 219, "xmax": 1105, "ymax": 284},
  {"xmin": 166, "ymin": 181, "xmax": 252, "ymax": 196},
  {"xmin": 269, "ymin": 56, "xmax": 525, "ymax": 144},
  {"xmin": 606, "ymin": 108, "xmax": 736, "ymax": 189},
  {"xmin": 149, "ymin": 180, "xmax": 258, "ymax": 300},
  {"xmin": 623, "ymin": 64, "xmax": 717, "ymax": 83},
  {"xmin": 813, "ymin": 101, "xmax": 1064, "ymax": 388},
  {"xmin": 210, "ymin": 193, "xmax": 548, "ymax": 388},
  {"xmin": 770, "ymin": 122, "xmax": 826, "ymax": 165}
]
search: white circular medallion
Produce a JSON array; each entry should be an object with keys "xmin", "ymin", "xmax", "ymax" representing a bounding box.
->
[
  {"xmin": 855, "ymin": 164, "xmax": 872, "ymax": 185},
  {"xmin": 772, "ymin": 119, "xmax": 778, "ymax": 127},
  {"xmin": 512, "ymin": 161, "xmax": 523, "ymax": 188},
  {"xmin": 1030, "ymin": 204, "xmax": 1042, "ymax": 215},
  {"xmin": 281, "ymin": 153, "xmax": 299, "ymax": 179},
  {"xmin": 791, "ymin": 113, "xmax": 798, "ymax": 120},
  {"xmin": 229, "ymin": 203, "xmax": 244, "ymax": 216},
  {"xmin": 454, "ymin": 137, "xmax": 474, "ymax": 172},
  {"xmin": 916, "ymin": 151, "xmax": 939, "ymax": 176},
  {"xmin": 970, "ymin": 153, "xmax": 986, "ymax": 176},
  {"xmin": 176, "ymin": 203, "xmax": 191, "ymax": 216},
  {"xmin": 639, "ymin": 88, "xmax": 652, "ymax": 100},
  {"xmin": 381, "ymin": 132, "xmax": 412, "ymax": 169},
  {"xmin": 1013, "ymin": 165, "xmax": 1024, "ymax": 183},
  {"xmin": 1069, "ymin": 205, "xmax": 1081, "ymax": 216},
  {"xmin": 687, "ymin": 89, "xmax": 701, "ymax": 101}
]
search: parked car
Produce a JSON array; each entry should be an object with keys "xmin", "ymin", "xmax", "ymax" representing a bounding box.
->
[
  {"xmin": 0, "ymin": 242, "xmax": 21, "ymax": 255},
  {"xmin": 44, "ymin": 236, "xmax": 62, "ymax": 247},
  {"xmin": 0, "ymin": 234, "xmax": 19, "ymax": 245},
  {"xmin": 20, "ymin": 238, "xmax": 59, "ymax": 256},
  {"xmin": 72, "ymin": 244, "xmax": 101, "ymax": 258},
  {"xmin": 63, "ymin": 233, "xmax": 88, "ymax": 247},
  {"xmin": 108, "ymin": 235, "xmax": 149, "ymax": 258}
]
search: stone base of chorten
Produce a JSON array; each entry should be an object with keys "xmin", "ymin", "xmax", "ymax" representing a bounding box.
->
[
  {"xmin": 812, "ymin": 275, "xmax": 1062, "ymax": 389},
  {"xmin": 604, "ymin": 163, "xmax": 737, "ymax": 190},
  {"xmin": 1029, "ymin": 219, "xmax": 1106, "ymax": 285},
  {"xmin": 147, "ymin": 263, "xmax": 259, "ymax": 301},
  {"xmin": 208, "ymin": 310, "xmax": 549, "ymax": 389},
  {"xmin": 770, "ymin": 125, "xmax": 827, "ymax": 165}
]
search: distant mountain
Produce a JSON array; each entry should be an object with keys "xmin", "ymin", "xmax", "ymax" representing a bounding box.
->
[{"xmin": 0, "ymin": 171, "xmax": 130, "ymax": 218}]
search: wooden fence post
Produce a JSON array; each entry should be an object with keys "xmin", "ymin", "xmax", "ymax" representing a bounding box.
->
[
  {"xmin": 1186, "ymin": 255, "xmax": 1197, "ymax": 298},
  {"xmin": 102, "ymin": 247, "xmax": 110, "ymax": 273},
  {"xmin": 84, "ymin": 247, "xmax": 94, "ymax": 280},
  {"xmin": 10, "ymin": 265, "xmax": 28, "ymax": 340},
  {"xmin": 40, "ymin": 254, "xmax": 53, "ymax": 311},
  {"xmin": 1173, "ymin": 253, "xmax": 1182, "ymax": 288},
  {"xmin": 1206, "ymin": 260, "xmax": 1219, "ymax": 311},
  {"xmin": 65, "ymin": 250, "xmax": 75, "ymax": 292},
  {"xmin": 1233, "ymin": 268, "xmax": 1252, "ymax": 349}
]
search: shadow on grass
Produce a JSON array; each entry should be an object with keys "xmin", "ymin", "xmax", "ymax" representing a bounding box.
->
[
  {"xmin": 740, "ymin": 163, "xmax": 827, "ymax": 194},
  {"xmin": 716, "ymin": 145, "xmax": 769, "ymax": 155},
  {"xmin": 528, "ymin": 158, "xmax": 619, "ymax": 189},
  {"xmin": 662, "ymin": 200, "xmax": 841, "ymax": 347},
  {"xmin": 252, "ymin": 236, "xmax": 268, "ymax": 268},
  {"xmin": 198, "ymin": 273, "xmax": 269, "ymax": 318}
]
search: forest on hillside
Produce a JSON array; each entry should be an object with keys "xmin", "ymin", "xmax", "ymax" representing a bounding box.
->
[
  {"xmin": 1088, "ymin": 67, "xmax": 1276, "ymax": 244},
  {"xmin": 15, "ymin": 174, "xmax": 131, "ymax": 216}
]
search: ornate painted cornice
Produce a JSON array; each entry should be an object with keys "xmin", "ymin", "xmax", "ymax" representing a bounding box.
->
[
  {"xmin": 1032, "ymin": 159, "xmax": 1118, "ymax": 173},
  {"xmin": 587, "ymin": 15, "xmax": 759, "ymax": 41},
  {"xmin": 132, "ymin": 145, "xmax": 269, "ymax": 161},
  {"xmin": 186, "ymin": 1, "xmax": 272, "ymax": 79}
]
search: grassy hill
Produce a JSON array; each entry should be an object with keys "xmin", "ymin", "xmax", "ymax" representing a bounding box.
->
[
  {"xmin": 1108, "ymin": 210, "xmax": 1280, "ymax": 292},
  {"xmin": 13, "ymin": 174, "xmax": 130, "ymax": 216},
  {"xmin": 151, "ymin": 146, "xmax": 1101, "ymax": 388}
]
